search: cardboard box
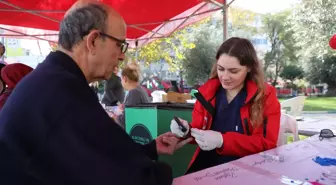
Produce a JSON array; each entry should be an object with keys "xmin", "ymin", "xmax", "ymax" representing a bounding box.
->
[{"xmin": 162, "ymin": 92, "xmax": 191, "ymax": 103}]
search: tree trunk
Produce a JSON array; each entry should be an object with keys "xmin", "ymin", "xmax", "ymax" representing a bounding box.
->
[
  {"xmin": 263, "ymin": 62, "xmax": 271, "ymax": 73},
  {"xmin": 272, "ymin": 79, "xmax": 277, "ymax": 86},
  {"xmin": 272, "ymin": 61, "xmax": 280, "ymax": 86},
  {"xmin": 179, "ymin": 69, "xmax": 184, "ymax": 93}
]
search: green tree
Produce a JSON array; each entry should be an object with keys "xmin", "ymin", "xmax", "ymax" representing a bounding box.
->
[
  {"xmin": 125, "ymin": 19, "xmax": 213, "ymax": 68},
  {"xmin": 290, "ymin": 0, "xmax": 336, "ymax": 58},
  {"xmin": 307, "ymin": 55, "xmax": 336, "ymax": 96},
  {"xmin": 280, "ymin": 64, "xmax": 304, "ymax": 88},
  {"xmin": 227, "ymin": 7, "xmax": 259, "ymax": 38},
  {"xmin": 183, "ymin": 30, "xmax": 217, "ymax": 85},
  {"xmin": 262, "ymin": 11, "xmax": 298, "ymax": 86}
]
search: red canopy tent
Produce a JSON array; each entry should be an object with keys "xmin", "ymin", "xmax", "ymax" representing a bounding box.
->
[{"xmin": 0, "ymin": 0, "xmax": 228, "ymax": 48}]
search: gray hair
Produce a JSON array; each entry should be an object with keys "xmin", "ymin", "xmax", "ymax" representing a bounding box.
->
[{"xmin": 58, "ymin": 4, "xmax": 108, "ymax": 51}]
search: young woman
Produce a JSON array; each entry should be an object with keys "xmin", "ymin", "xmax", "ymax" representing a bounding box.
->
[
  {"xmin": 111, "ymin": 62, "xmax": 149, "ymax": 129},
  {"xmin": 170, "ymin": 37, "xmax": 281, "ymax": 174}
]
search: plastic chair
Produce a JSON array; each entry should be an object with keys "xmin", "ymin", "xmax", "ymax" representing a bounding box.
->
[
  {"xmin": 277, "ymin": 113, "xmax": 300, "ymax": 146},
  {"xmin": 280, "ymin": 96, "xmax": 306, "ymax": 120}
]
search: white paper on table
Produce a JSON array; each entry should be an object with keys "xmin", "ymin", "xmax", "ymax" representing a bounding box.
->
[
  {"xmin": 174, "ymin": 135, "xmax": 336, "ymax": 185},
  {"xmin": 172, "ymin": 162, "xmax": 284, "ymax": 185},
  {"xmin": 233, "ymin": 137, "xmax": 336, "ymax": 184}
]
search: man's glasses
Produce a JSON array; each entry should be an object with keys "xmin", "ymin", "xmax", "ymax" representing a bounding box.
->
[
  {"xmin": 99, "ymin": 32, "xmax": 129, "ymax": 54},
  {"xmin": 319, "ymin": 129, "xmax": 335, "ymax": 141}
]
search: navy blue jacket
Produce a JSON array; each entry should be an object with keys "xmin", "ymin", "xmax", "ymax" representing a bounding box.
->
[{"xmin": 0, "ymin": 51, "xmax": 172, "ymax": 185}]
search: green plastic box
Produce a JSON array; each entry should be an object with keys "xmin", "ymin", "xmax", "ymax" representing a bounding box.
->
[{"xmin": 125, "ymin": 103, "xmax": 196, "ymax": 178}]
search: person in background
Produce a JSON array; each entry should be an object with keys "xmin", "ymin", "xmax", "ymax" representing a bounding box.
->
[
  {"xmin": 0, "ymin": 42, "xmax": 5, "ymax": 60},
  {"xmin": 112, "ymin": 62, "xmax": 149, "ymax": 129},
  {"xmin": 170, "ymin": 37, "xmax": 281, "ymax": 174},
  {"xmin": 102, "ymin": 65, "xmax": 125, "ymax": 106},
  {"xmin": 90, "ymin": 81, "xmax": 99, "ymax": 96},
  {"xmin": 0, "ymin": 42, "xmax": 6, "ymax": 94},
  {"xmin": 0, "ymin": 63, "xmax": 33, "ymax": 110},
  {"xmin": 0, "ymin": 63, "xmax": 5, "ymax": 94},
  {"xmin": 0, "ymin": 1, "xmax": 191, "ymax": 185},
  {"xmin": 168, "ymin": 80, "xmax": 180, "ymax": 93}
]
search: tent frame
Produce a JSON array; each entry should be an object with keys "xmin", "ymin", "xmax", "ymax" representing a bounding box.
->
[{"xmin": 0, "ymin": 0, "xmax": 236, "ymax": 45}]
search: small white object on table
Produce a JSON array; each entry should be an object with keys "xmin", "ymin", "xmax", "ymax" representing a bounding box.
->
[{"xmin": 186, "ymin": 99, "xmax": 196, "ymax": 104}]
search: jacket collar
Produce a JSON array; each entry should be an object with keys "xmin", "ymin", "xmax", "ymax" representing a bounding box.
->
[
  {"xmin": 198, "ymin": 78, "xmax": 258, "ymax": 104},
  {"xmin": 45, "ymin": 51, "xmax": 88, "ymax": 84}
]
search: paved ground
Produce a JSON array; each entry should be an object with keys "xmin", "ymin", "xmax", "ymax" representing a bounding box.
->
[{"xmin": 298, "ymin": 113, "xmax": 336, "ymax": 136}]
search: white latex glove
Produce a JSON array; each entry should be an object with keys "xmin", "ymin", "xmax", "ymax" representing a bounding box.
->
[
  {"xmin": 190, "ymin": 128, "xmax": 223, "ymax": 151},
  {"xmin": 170, "ymin": 118, "xmax": 190, "ymax": 138}
]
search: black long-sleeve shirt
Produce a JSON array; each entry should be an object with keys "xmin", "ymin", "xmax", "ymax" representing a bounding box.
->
[{"xmin": 102, "ymin": 74, "xmax": 125, "ymax": 106}]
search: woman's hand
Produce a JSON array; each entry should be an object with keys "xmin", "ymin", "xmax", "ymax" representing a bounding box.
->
[
  {"xmin": 170, "ymin": 118, "xmax": 190, "ymax": 138},
  {"xmin": 191, "ymin": 128, "xmax": 223, "ymax": 151}
]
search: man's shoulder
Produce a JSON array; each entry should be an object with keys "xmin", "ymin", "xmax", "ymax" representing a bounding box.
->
[
  {"xmin": 25, "ymin": 62, "xmax": 83, "ymax": 91},
  {"xmin": 0, "ymin": 60, "xmax": 91, "ymax": 124},
  {"xmin": 11, "ymin": 61, "xmax": 85, "ymax": 108}
]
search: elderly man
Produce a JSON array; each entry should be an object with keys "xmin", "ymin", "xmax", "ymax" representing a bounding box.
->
[{"xmin": 0, "ymin": 1, "xmax": 191, "ymax": 185}]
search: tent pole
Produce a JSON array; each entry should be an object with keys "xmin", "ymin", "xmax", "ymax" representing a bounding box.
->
[
  {"xmin": 135, "ymin": 40, "xmax": 139, "ymax": 62},
  {"xmin": 223, "ymin": 0, "xmax": 237, "ymax": 41},
  {"xmin": 223, "ymin": 0, "xmax": 228, "ymax": 41}
]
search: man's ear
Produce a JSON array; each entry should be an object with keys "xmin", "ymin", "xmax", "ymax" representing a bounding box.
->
[{"xmin": 86, "ymin": 31, "xmax": 100, "ymax": 55}]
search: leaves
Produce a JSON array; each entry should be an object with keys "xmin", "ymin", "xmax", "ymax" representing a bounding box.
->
[
  {"xmin": 125, "ymin": 18, "xmax": 210, "ymax": 71},
  {"xmin": 306, "ymin": 55, "xmax": 336, "ymax": 95},
  {"xmin": 289, "ymin": 0, "xmax": 336, "ymax": 59},
  {"xmin": 227, "ymin": 7, "xmax": 259, "ymax": 38},
  {"xmin": 183, "ymin": 29, "xmax": 217, "ymax": 85},
  {"xmin": 307, "ymin": 56, "xmax": 336, "ymax": 85},
  {"xmin": 261, "ymin": 11, "xmax": 299, "ymax": 85},
  {"xmin": 280, "ymin": 65, "xmax": 304, "ymax": 82}
]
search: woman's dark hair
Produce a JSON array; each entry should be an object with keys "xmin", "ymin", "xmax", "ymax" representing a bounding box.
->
[{"xmin": 210, "ymin": 37, "xmax": 265, "ymax": 127}]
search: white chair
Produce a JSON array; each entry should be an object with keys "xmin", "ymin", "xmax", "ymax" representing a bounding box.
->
[
  {"xmin": 277, "ymin": 113, "xmax": 300, "ymax": 146},
  {"xmin": 280, "ymin": 96, "xmax": 306, "ymax": 121}
]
